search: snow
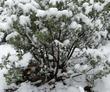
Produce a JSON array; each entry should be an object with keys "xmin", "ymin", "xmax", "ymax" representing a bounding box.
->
[
  {"xmin": 74, "ymin": 64, "xmax": 89, "ymax": 72},
  {"xmin": 19, "ymin": 15, "xmax": 30, "ymax": 26},
  {"xmin": 36, "ymin": 10, "xmax": 46, "ymax": 17},
  {"xmin": 0, "ymin": 44, "xmax": 16, "ymax": 92},
  {"xmin": 76, "ymin": 13, "xmax": 92, "ymax": 27},
  {"xmin": 78, "ymin": 86, "xmax": 84, "ymax": 92},
  {"xmin": 48, "ymin": 8, "xmax": 58, "ymax": 16},
  {"xmin": 0, "ymin": 32, "xmax": 4, "ymax": 42},
  {"xmin": 63, "ymin": 39, "xmax": 70, "ymax": 46},
  {"xmin": 11, "ymin": 15, "xmax": 17, "ymax": 22},
  {"xmin": 8, "ymin": 55, "xmax": 19, "ymax": 63},
  {"xmin": 105, "ymin": 0, "xmax": 110, "ymax": 3},
  {"xmin": 95, "ymin": 19, "xmax": 103, "ymax": 29},
  {"xmin": 0, "ymin": 22, "xmax": 10, "ymax": 31},
  {"xmin": 94, "ymin": 75, "xmax": 110, "ymax": 92},
  {"xmin": 99, "ymin": 30, "xmax": 108, "ymax": 39},
  {"xmin": 82, "ymin": 2, "xmax": 92, "ymax": 14},
  {"xmin": 57, "ymin": 10, "xmax": 72, "ymax": 17},
  {"xmin": 90, "ymin": 0, "xmax": 94, "ymax": 4},
  {"xmin": 0, "ymin": 68, "xmax": 7, "ymax": 92},
  {"xmin": 14, "ymin": 82, "xmax": 85, "ymax": 92},
  {"xmin": 69, "ymin": 21, "xmax": 78, "ymax": 29},
  {"xmin": 69, "ymin": 21, "xmax": 81, "ymax": 30},
  {"xmin": 4, "ymin": 0, "xmax": 15, "ymax": 8},
  {"xmin": 18, "ymin": 3, "xmax": 38, "ymax": 14},
  {"xmin": 15, "ymin": 82, "xmax": 38, "ymax": 92},
  {"xmin": 0, "ymin": 15, "xmax": 15, "ymax": 31},
  {"xmin": 6, "ymin": 31, "xmax": 19, "ymax": 41},
  {"xmin": 54, "ymin": 39, "xmax": 64, "ymax": 47},
  {"xmin": 93, "ymin": 2, "xmax": 104, "ymax": 12},
  {"xmin": 16, "ymin": 52, "xmax": 32, "ymax": 67},
  {"xmin": 0, "ymin": 44, "xmax": 16, "ymax": 63},
  {"xmin": 37, "ymin": 8, "xmax": 72, "ymax": 18},
  {"xmin": 48, "ymin": 54, "xmax": 53, "ymax": 60}
]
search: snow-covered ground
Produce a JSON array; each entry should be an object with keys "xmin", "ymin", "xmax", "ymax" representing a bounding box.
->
[{"xmin": 0, "ymin": 42, "xmax": 110, "ymax": 92}]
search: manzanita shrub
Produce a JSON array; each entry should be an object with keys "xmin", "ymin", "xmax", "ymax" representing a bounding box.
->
[{"xmin": 0, "ymin": 0, "xmax": 110, "ymax": 86}]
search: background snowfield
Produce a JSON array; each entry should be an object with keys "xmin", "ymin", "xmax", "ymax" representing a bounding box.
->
[{"xmin": 0, "ymin": 43, "xmax": 110, "ymax": 92}]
